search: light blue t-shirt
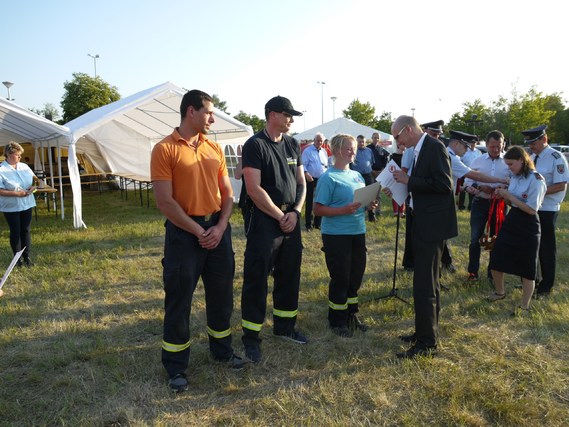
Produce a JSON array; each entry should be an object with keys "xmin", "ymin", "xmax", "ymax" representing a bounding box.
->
[
  {"xmin": 0, "ymin": 161, "xmax": 36, "ymax": 212},
  {"xmin": 314, "ymin": 167, "xmax": 366, "ymax": 235}
]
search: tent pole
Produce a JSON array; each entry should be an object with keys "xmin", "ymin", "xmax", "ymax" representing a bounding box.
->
[{"xmin": 56, "ymin": 140, "xmax": 65, "ymax": 219}]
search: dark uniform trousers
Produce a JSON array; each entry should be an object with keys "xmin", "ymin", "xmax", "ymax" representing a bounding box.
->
[
  {"xmin": 322, "ymin": 233, "xmax": 366, "ymax": 328},
  {"xmin": 305, "ymin": 178, "xmax": 321, "ymax": 229},
  {"xmin": 241, "ymin": 207, "xmax": 302, "ymax": 346},
  {"xmin": 537, "ymin": 210, "xmax": 558, "ymax": 293},
  {"xmin": 161, "ymin": 216, "xmax": 235, "ymax": 377},
  {"xmin": 412, "ymin": 231, "xmax": 443, "ymax": 349},
  {"xmin": 468, "ymin": 197, "xmax": 498, "ymax": 278}
]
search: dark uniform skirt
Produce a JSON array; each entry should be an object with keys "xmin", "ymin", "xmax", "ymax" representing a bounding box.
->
[{"xmin": 489, "ymin": 207, "xmax": 541, "ymax": 279}]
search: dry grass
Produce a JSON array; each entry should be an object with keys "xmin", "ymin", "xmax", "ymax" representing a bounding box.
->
[{"xmin": 0, "ymin": 191, "xmax": 568, "ymax": 426}]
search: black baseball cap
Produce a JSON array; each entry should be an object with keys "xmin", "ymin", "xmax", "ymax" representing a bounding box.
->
[{"xmin": 265, "ymin": 96, "xmax": 303, "ymax": 116}]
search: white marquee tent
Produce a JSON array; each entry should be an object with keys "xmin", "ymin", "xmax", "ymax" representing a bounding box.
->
[
  {"xmin": 0, "ymin": 97, "xmax": 82, "ymax": 226},
  {"xmin": 294, "ymin": 117, "xmax": 394, "ymax": 150},
  {"xmin": 65, "ymin": 82, "xmax": 253, "ymax": 225}
]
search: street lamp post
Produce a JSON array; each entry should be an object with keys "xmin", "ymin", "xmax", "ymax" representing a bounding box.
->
[
  {"xmin": 317, "ymin": 81, "xmax": 326, "ymax": 124},
  {"xmin": 2, "ymin": 81, "xmax": 14, "ymax": 100},
  {"xmin": 411, "ymin": 107, "xmax": 415, "ymax": 117},
  {"xmin": 466, "ymin": 114, "xmax": 483, "ymax": 135},
  {"xmin": 87, "ymin": 53, "xmax": 100, "ymax": 77},
  {"xmin": 330, "ymin": 96, "xmax": 337, "ymax": 120}
]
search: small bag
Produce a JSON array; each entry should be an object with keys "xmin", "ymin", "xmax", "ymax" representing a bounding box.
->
[{"xmin": 479, "ymin": 197, "xmax": 505, "ymax": 251}]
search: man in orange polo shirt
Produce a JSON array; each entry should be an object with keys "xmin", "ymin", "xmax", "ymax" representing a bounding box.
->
[{"xmin": 151, "ymin": 89, "xmax": 245, "ymax": 393}]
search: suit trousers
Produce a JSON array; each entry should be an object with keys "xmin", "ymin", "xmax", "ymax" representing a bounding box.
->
[
  {"xmin": 322, "ymin": 233, "xmax": 366, "ymax": 328},
  {"xmin": 241, "ymin": 208, "xmax": 302, "ymax": 346},
  {"xmin": 468, "ymin": 197, "xmax": 494, "ymax": 277},
  {"xmin": 412, "ymin": 234, "xmax": 443, "ymax": 349},
  {"xmin": 305, "ymin": 178, "xmax": 321, "ymax": 229},
  {"xmin": 537, "ymin": 210, "xmax": 558, "ymax": 293},
  {"xmin": 161, "ymin": 219, "xmax": 235, "ymax": 377}
]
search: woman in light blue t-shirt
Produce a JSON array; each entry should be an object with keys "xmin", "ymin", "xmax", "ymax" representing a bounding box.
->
[
  {"xmin": 314, "ymin": 134, "xmax": 378, "ymax": 337},
  {"xmin": 0, "ymin": 142, "xmax": 38, "ymax": 267}
]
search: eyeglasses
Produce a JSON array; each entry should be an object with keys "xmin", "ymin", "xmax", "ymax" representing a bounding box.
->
[{"xmin": 394, "ymin": 126, "xmax": 407, "ymax": 141}]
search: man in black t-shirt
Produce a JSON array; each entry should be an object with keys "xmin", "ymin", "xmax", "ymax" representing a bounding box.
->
[
  {"xmin": 368, "ymin": 132, "xmax": 390, "ymax": 220},
  {"xmin": 240, "ymin": 96, "xmax": 307, "ymax": 363}
]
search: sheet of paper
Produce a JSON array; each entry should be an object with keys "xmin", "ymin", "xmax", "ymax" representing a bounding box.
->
[
  {"xmin": 376, "ymin": 160, "xmax": 408, "ymax": 207},
  {"xmin": 0, "ymin": 247, "xmax": 25, "ymax": 290},
  {"xmin": 353, "ymin": 181, "xmax": 381, "ymax": 207}
]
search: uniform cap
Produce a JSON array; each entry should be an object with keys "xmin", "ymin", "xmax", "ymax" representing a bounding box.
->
[
  {"xmin": 521, "ymin": 125, "xmax": 547, "ymax": 144},
  {"xmin": 449, "ymin": 130, "xmax": 478, "ymax": 145},
  {"xmin": 421, "ymin": 120, "xmax": 444, "ymax": 133}
]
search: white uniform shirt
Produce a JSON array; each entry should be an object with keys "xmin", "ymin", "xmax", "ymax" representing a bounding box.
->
[
  {"xmin": 531, "ymin": 145, "xmax": 569, "ymax": 211},
  {"xmin": 464, "ymin": 153, "xmax": 510, "ymax": 189},
  {"xmin": 462, "ymin": 147, "xmax": 482, "ymax": 167},
  {"xmin": 447, "ymin": 147, "xmax": 470, "ymax": 191},
  {"xmin": 508, "ymin": 171, "xmax": 547, "ymax": 212},
  {"xmin": 0, "ymin": 160, "xmax": 37, "ymax": 212}
]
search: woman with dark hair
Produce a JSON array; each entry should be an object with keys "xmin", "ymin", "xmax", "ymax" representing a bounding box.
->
[
  {"xmin": 0, "ymin": 142, "xmax": 38, "ymax": 267},
  {"xmin": 314, "ymin": 134, "xmax": 378, "ymax": 337},
  {"xmin": 487, "ymin": 145, "xmax": 546, "ymax": 314}
]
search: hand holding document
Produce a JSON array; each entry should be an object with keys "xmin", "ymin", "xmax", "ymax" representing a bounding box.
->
[
  {"xmin": 376, "ymin": 160, "xmax": 408, "ymax": 207},
  {"xmin": 353, "ymin": 182, "xmax": 381, "ymax": 207}
]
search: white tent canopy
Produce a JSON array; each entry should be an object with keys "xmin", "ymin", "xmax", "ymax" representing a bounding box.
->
[
  {"xmin": 65, "ymin": 82, "xmax": 253, "ymax": 224},
  {"xmin": 0, "ymin": 98, "xmax": 82, "ymax": 226},
  {"xmin": 294, "ymin": 117, "xmax": 393, "ymax": 150}
]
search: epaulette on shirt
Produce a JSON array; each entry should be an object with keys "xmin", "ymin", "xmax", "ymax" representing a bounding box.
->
[
  {"xmin": 534, "ymin": 172, "xmax": 544, "ymax": 180},
  {"xmin": 552, "ymin": 151, "xmax": 561, "ymax": 159}
]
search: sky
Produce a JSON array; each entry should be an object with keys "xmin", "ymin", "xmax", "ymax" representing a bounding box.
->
[{"xmin": 2, "ymin": 0, "xmax": 567, "ymax": 133}]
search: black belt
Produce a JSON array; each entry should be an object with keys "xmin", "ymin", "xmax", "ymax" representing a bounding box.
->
[
  {"xmin": 190, "ymin": 211, "xmax": 220, "ymax": 222},
  {"xmin": 278, "ymin": 204, "xmax": 293, "ymax": 213}
]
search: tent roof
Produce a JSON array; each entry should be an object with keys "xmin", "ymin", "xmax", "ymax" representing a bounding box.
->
[
  {"xmin": 66, "ymin": 82, "xmax": 253, "ymax": 145},
  {"xmin": 0, "ymin": 98, "xmax": 70, "ymax": 146},
  {"xmin": 294, "ymin": 117, "xmax": 392, "ymax": 142}
]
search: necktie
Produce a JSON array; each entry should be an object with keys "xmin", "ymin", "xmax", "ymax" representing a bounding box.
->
[{"xmin": 534, "ymin": 154, "xmax": 539, "ymax": 166}]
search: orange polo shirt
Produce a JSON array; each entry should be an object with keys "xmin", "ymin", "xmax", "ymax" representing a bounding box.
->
[{"xmin": 151, "ymin": 129, "xmax": 228, "ymax": 216}]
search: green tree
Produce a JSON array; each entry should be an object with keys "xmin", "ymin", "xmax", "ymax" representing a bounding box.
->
[
  {"xmin": 60, "ymin": 72, "xmax": 121, "ymax": 123},
  {"xmin": 234, "ymin": 111, "xmax": 266, "ymax": 133},
  {"xmin": 30, "ymin": 103, "xmax": 61, "ymax": 123},
  {"xmin": 212, "ymin": 94, "xmax": 229, "ymax": 115},
  {"xmin": 371, "ymin": 111, "xmax": 394, "ymax": 134},
  {"xmin": 342, "ymin": 99, "xmax": 376, "ymax": 127}
]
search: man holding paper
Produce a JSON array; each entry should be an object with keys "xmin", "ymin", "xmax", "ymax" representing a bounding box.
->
[
  {"xmin": 314, "ymin": 134, "xmax": 378, "ymax": 337},
  {"xmin": 384, "ymin": 116, "xmax": 457, "ymax": 359}
]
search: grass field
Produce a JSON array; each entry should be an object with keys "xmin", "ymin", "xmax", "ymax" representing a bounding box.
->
[{"xmin": 1, "ymin": 190, "xmax": 568, "ymax": 426}]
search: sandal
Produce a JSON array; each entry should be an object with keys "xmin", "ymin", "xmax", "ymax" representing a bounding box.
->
[{"xmin": 487, "ymin": 292, "xmax": 506, "ymax": 302}]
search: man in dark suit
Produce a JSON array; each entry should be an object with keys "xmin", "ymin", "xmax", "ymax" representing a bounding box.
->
[{"xmin": 387, "ymin": 115, "xmax": 458, "ymax": 359}]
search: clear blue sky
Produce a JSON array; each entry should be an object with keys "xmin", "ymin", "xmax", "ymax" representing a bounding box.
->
[{"xmin": 2, "ymin": 0, "xmax": 567, "ymax": 132}]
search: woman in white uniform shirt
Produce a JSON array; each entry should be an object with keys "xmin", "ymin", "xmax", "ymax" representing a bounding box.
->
[{"xmin": 487, "ymin": 146, "xmax": 546, "ymax": 314}]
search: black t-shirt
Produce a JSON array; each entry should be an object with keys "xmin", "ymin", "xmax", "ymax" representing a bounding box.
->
[
  {"xmin": 368, "ymin": 143, "xmax": 389, "ymax": 171},
  {"xmin": 241, "ymin": 130, "xmax": 302, "ymax": 206}
]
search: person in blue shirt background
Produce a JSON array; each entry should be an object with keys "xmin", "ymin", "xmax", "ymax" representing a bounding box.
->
[
  {"xmin": 314, "ymin": 134, "xmax": 378, "ymax": 337},
  {"xmin": 0, "ymin": 142, "xmax": 38, "ymax": 267}
]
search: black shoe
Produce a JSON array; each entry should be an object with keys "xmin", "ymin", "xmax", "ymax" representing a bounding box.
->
[
  {"xmin": 16, "ymin": 259, "xmax": 24, "ymax": 268},
  {"xmin": 215, "ymin": 353, "xmax": 249, "ymax": 370},
  {"xmin": 534, "ymin": 291, "xmax": 550, "ymax": 300},
  {"xmin": 168, "ymin": 373, "xmax": 188, "ymax": 393},
  {"xmin": 23, "ymin": 258, "xmax": 34, "ymax": 267},
  {"xmin": 398, "ymin": 333, "xmax": 416, "ymax": 343},
  {"xmin": 396, "ymin": 345, "xmax": 437, "ymax": 360},
  {"xmin": 331, "ymin": 326, "xmax": 353, "ymax": 337},
  {"xmin": 442, "ymin": 263, "xmax": 456, "ymax": 273},
  {"xmin": 274, "ymin": 329, "xmax": 308, "ymax": 344},
  {"xmin": 244, "ymin": 344, "xmax": 262, "ymax": 363},
  {"xmin": 348, "ymin": 314, "xmax": 368, "ymax": 332},
  {"xmin": 305, "ymin": 225, "xmax": 313, "ymax": 231}
]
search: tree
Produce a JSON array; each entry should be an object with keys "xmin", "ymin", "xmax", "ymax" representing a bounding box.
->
[
  {"xmin": 30, "ymin": 103, "xmax": 61, "ymax": 123},
  {"xmin": 342, "ymin": 99, "xmax": 377, "ymax": 127},
  {"xmin": 234, "ymin": 111, "xmax": 266, "ymax": 133},
  {"xmin": 371, "ymin": 111, "xmax": 394, "ymax": 134},
  {"xmin": 60, "ymin": 72, "xmax": 121, "ymax": 123},
  {"xmin": 212, "ymin": 94, "xmax": 229, "ymax": 115}
]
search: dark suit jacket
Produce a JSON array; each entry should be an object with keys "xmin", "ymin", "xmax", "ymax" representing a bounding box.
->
[{"xmin": 408, "ymin": 134, "xmax": 458, "ymax": 242}]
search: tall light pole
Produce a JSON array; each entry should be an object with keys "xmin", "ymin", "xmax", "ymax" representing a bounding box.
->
[
  {"xmin": 411, "ymin": 107, "xmax": 415, "ymax": 117},
  {"xmin": 330, "ymin": 96, "xmax": 337, "ymax": 120},
  {"xmin": 317, "ymin": 81, "xmax": 326, "ymax": 124},
  {"xmin": 2, "ymin": 81, "xmax": 14, "ymax": 100},
  {"xmin": 87, "ymin": 53, "xmax": 100, "ymax": 77}
]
